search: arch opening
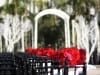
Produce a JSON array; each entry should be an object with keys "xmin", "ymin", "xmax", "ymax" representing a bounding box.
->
[{"xmin": 34, "ymin": 9, "xmax": 70, "ymax": 48}]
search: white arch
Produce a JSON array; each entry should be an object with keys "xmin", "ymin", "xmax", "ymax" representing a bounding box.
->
[{"xmin": 34, "ymin": 8, "xmax": 70, "ymax": 48}]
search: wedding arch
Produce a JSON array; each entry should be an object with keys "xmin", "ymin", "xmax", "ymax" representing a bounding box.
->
[{"xmin": 34, "ymin": 9, "xmax": 70, "ymax": 48}]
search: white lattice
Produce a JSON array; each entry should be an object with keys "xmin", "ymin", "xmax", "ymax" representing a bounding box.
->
[
  {"xmin": 88, "ymin": 15, "xmax": 99, "ymax": 56},
  {"xmin": 0, "ymin": 13, "xmax": 33, "ymax": 52},
  {"xmin": 72, "ymin": 14, "xmax": 99, "ymax": 64}
]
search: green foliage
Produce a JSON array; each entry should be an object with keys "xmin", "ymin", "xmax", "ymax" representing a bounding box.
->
[
  {"xmin": 68, "ymin": 0, "xmax": 96, "ymax": 14},
  {"xmin": 54, "ymin": 0, "xmax": 68, "ymax": 10},
  {"xmin": 38, "ymin": 15, "xmax": 65, "ymax": 48},
  {"xmin": 38, "ymin": 15, "xmax": 56, "ymax": 29},
  {"xmin": 36, "ymin": 0, "xmax": 43, "ymax": 7},
  {"xmin": 3, "ymin": 4, "xmax": 14, "ymax": 14}
]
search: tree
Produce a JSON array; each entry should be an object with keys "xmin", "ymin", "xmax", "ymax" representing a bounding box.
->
[{"xmin": 0, "ymin": 0, "xmax": 33, "ymax": 52}]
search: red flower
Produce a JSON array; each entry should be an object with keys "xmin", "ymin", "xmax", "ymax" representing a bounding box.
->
[
  {"xmin": 43, "ymin": 48, "xmax": 55, "ymax": 58},
  {"xmin": 67, "ymin": 47, "xmax": 80, "ymax": 65},
  {"xmin": 77, "ymin": 49, "xmax": 86, "ymax": 64},
  {"xmin": 25, "ymin": 48, "xmax": 37, "ymax": 55},
  {"xmin": 55, "ymin": 47, "xmax": 80, "ymax": 66},
  {"xmin": 25, "ymin": 48, "xmax": 33, "ymax": 54},
  {"xmin": 36, "ymin": 48, "xmax": 44, "ymax": 56}
]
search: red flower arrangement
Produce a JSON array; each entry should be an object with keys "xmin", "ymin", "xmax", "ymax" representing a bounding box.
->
[
  {"xmin": 55, "ymin": 47, "xmax": 80, "ymax": 65},
  {"xmin": 77, "ymin": 48, "xmax": 86, "ymax": 65},
  {"xmin": 25, "ymin": 47, "xmax": 86, "ymax": 66},
  {"xmin": 26, "ymin": 48, "xmax": 37, "ymax": 54},
  {"xmin": 36, "ymin": 48, "xmax": 44, "ymax": 56},
  {"xmin": 43, "ymin": 48, "xmax": 55, "ymax": 57},
  {"xmin": 25, "ymin": 48, "xmax": 33, "ymax": 54}
]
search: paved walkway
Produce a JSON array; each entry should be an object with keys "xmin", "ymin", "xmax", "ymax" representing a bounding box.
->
[{"xmin": 87, "ymin": 65, "xmax": 100, "ymax": 75}]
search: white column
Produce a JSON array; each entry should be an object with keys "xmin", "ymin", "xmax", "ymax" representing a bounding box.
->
[
  {"xmin": 65, "ymin": 18, "xmax": 70, "ymax": 47},
  {"xmin": 21, "ymin": 30, "xmax": 25, "ymax": 52},
  {"xmin": 32, "ymin": 25, "xmax": 34, "ymax": 48},
  {"xmin": 34, "ymin": 20, "xmax": 38, "ymax": 48},
  {"xmin": 72, "ymin": 20, "xmax": 75, "ymax": 46},
  {"xmin": 67, "ymin": 19, "xmax": 70, "ymax": 47},
  {"xmin": 64, "ymin": 21, "xmax": 68, "ymax": 47},
  {"xmin": 0, "ymin": 35, "xmax": 2, "ymax": 52}
]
